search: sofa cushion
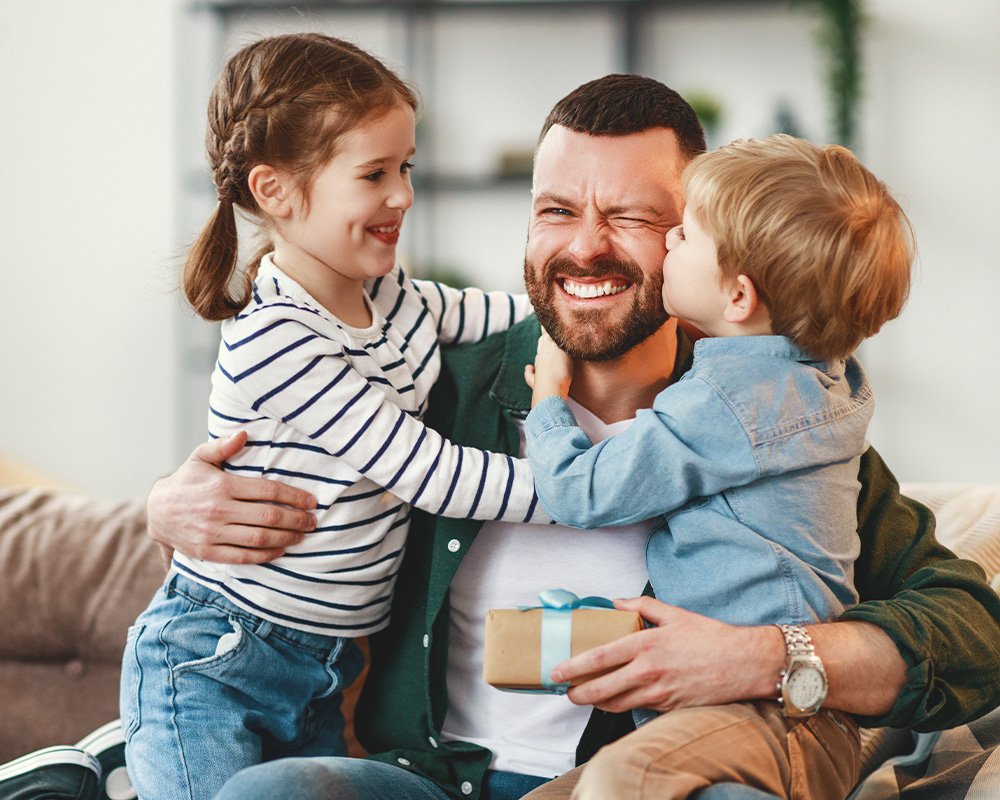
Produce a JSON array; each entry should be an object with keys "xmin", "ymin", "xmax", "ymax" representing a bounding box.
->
[{"xmin": 899, "ymin": 483, "xmax": 1000, "ymax": 581}]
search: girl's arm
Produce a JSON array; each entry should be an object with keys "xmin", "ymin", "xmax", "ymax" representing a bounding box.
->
[
  {"xmin": 409, "ymin": 277, "xmax": 533, "ymax": 345},
  {"xmin": 523, "ymin": 378, "xmax": 757, "ymax": 529},
  {"xmin": 224, "ymin": 308, "xmax": 548, "ymax": 525}
]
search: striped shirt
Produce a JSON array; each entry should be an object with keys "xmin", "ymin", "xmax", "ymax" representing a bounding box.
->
[{"xmin": 174, "ymin": 255, "xmax": 548, "ymax": 636}]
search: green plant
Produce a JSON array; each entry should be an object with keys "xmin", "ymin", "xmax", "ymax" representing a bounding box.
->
[{"xmin": 795, "ymin": 0, "xmax": 866, "ymax": 146}]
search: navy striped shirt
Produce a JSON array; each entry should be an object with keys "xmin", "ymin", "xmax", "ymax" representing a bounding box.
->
[{"xmin": 175, "ymin": 256, "xmax": 547, "ymax": 636}]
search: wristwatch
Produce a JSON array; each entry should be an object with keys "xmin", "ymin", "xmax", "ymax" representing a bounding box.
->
[{"xmin": 775, "ymin": 623, "xmax": 828, "ymax": 717}]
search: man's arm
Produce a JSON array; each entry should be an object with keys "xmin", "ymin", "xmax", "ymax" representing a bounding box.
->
[
  {"xmin": 550, "ymin": 600, "xmax": 906, "ymax": 717},
  {"xmin": 146, "ymin": 431, "xmax": 316, "ymax": 566}
]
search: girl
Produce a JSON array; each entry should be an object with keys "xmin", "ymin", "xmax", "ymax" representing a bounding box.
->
[{"xmin": 121, "ymin": 33, "xmax": 545, "ymax": 800}]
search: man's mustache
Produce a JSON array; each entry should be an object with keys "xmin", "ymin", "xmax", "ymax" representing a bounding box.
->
[{"xmin": 541, "ymin": 256, "xmax": 646, "ymax": 286}]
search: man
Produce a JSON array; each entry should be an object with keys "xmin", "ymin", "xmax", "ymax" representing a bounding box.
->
[{"xmin": 148, "ymin": 76, "xmax": 1000, "ymax": 800}]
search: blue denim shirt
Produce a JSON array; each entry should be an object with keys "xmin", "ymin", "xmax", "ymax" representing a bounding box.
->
[{"xmin": 524, "ymin": 335, "xmax": 871, "ymax": 627}]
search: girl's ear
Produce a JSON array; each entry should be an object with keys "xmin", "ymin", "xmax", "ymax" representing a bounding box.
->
[
  {"xmin": 248, "ymin": 165, "xmax": 292, "ymax": 218},
  {"xmin": 723, "ymin": 274, "xmax": 761, "ymax": 324}
]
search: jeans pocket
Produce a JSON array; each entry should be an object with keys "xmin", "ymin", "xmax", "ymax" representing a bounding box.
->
[
  {"xmin": 120, "ymin": 623, "xmax": 145, "ymax": 740},
  {"xmin": 170, "ymin": 616, "xmax": 250, "ymax": 678}
]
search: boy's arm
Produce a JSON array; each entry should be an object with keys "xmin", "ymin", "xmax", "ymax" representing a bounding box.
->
[
  {"xmin": 410, "ymin": 278, "xmax": 533, "ymax": 345},
  {"xmin": 523, "ymin": 376, "xmax": 756, "ymax": 529}
]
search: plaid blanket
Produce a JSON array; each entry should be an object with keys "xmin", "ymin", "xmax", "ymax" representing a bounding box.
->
[{"xmin": 851, "ymin": 706, "xmax": 1000, "ymax": 799}]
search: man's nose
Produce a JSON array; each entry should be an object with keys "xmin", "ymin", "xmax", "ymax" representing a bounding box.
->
[{"xmin": 566, "ymin": 221, "xmax": 612, "ymax": 264}]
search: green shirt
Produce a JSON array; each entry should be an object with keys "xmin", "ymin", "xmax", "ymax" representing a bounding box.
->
[{"xmin": 357, "ymin": 316, "xmax": 1000, "ymax": 799}]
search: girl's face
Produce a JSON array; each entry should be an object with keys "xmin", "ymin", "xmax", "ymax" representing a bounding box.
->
[
  {"xmin": 277, "ymin": 102, "xmax": 416, "ymax": 292},
  {"xmin": 661, "ymin": 206, "xmax": 728, "ymax": 335}
]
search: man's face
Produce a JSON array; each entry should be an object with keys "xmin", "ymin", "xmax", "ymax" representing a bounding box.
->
[{"xmin": 524, "ymin": 125, "xmax": 685, "ymax": 361}]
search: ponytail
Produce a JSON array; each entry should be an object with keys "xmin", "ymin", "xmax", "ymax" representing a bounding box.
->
[{"xmin": 183, "ymin": 196, "xmax": 250, "ymax": 321}]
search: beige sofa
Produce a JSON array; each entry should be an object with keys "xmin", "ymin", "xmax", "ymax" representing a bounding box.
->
[{"xmin": 1, "ymin": 482, "xmax": 998, "ymax": 767}]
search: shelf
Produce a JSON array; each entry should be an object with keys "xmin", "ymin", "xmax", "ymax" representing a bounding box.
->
[{"xmin": 194, "ymin": 0, "xmax": 786, "ymax": 13}]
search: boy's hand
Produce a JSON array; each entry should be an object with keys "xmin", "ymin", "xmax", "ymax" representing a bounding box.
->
[{"xmin": 525, "ymin": 329, "xmax": 574, "ymax": 408}]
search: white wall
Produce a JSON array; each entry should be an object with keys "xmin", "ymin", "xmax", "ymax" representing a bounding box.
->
[
  {"xmin": 1, "ymin": 0, "xmax": 181, "ymax": 499},
  {"xmin": 1, "ymin": 0, "xmax": 997, "ymax": 501}
]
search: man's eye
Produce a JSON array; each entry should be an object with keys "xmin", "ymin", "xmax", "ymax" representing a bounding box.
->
[{"xmin": 364, "ymin": 169, "xmax": 386, "ymax": 182}]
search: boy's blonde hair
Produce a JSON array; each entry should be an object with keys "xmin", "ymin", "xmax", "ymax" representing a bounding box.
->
[{"xmin": 682, "ymin": 134, "xmax": 914, "ymax": 360}]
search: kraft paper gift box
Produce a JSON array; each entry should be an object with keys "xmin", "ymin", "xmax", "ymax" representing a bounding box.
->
[{"xmin": 483, "ymin": 590, "xmax": 643, "ymax": 693}]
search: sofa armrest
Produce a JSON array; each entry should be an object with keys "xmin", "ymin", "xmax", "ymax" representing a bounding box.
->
[{"xmin": 0, "ymin": 487, "xmax": 164, "ymax": 662}]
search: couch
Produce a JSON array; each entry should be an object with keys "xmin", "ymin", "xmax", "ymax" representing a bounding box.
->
[{"xmin": 1, "ymin": 482, "xmax": 998, "ymax": 792}]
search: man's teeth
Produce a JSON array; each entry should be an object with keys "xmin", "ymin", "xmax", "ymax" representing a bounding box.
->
[{"xmin": 562, "ymin": 279, "xmax": 627, "ymax": 299}]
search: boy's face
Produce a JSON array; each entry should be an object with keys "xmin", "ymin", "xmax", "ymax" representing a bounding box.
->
[{"xmin": 661, "ymin": 206, "xmax": 727, "ymax": 336}]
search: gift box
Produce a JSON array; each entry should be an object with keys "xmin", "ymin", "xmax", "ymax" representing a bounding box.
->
[{"xmin": 483, "ymin": 590, "xmax": 643, "ymax": 693}]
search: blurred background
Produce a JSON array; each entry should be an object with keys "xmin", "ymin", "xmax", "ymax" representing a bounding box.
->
[{"xmin": 1, "ymin": 0, "xmax": 997, "ymax": 501}]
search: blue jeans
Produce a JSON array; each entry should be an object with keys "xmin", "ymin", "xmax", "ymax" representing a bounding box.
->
[
  {"xmin": 212, "ymin": 757, "xmax": 776, "ymax": 800},
  {"xmin": 120, "ymin": 572, "xmax": 365, "ymax": 800},
  {"xmin": 214, "ymin": 759, "xmax": 550, "ymax": 800}
]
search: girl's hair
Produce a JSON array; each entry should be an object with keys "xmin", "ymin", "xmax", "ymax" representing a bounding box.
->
[
  {"xmin": 184, "ymin": 33, "xmax": 419, "ymax": 321},
  {"xmin": 683, "ymin": 134, "xmax": 914, "ymax": 360}
]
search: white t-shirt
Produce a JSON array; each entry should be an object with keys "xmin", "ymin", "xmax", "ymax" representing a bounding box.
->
[{"xmin": 440, "ymin": 399, "xmax": 652, "ymax": 777}]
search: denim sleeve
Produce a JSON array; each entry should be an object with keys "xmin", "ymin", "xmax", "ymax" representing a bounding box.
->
[{"xmin": 523, "ymin": 381, "xmax": 757, "ymax": 529}]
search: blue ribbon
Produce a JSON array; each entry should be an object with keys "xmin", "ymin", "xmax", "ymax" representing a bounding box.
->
[{"xmin": 517, "ymin": 589, "xmax": 614, "ymax": 694}]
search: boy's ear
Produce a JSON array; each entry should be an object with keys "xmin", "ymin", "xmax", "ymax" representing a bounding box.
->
[
  {"xmin": 723, "ymin": 274, "xmax": 761, "ymax": 324},
  {"xmin": 248, "ymin": 165, "xmax": 292, "ymax": 218}
]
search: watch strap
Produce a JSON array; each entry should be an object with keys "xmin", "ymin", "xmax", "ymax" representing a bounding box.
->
[{"xmin": 776, "ymin": 623, "xmax": 815, "ymax": 658}]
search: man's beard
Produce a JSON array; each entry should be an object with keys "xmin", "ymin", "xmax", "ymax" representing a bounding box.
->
[{"xmin": 524, "ymin": 254, "xmax": 668, "ymax": 361}]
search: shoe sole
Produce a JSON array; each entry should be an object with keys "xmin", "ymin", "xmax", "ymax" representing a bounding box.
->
[
  {"xmin": 0, "ymin": 746, "xmax": 100, "ymax": 782},
  {"xmin": 75, "ymin": 719, "xmax": 125, "ymax": 755}
]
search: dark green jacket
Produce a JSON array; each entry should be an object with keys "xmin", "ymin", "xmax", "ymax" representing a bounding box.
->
[{"xmin": 357, "ymin": 316, "xmax": 1000, "ymax": 799}]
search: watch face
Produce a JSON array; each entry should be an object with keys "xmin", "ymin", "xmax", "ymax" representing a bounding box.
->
[{"xmin": 787, "ymin": 663, "xmax": 826, "ymax": 711}]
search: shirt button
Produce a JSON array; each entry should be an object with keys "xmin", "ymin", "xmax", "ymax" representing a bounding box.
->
[
  {"xmin": 423, "ymin": 634, "xmax": 429, "ymax": 648},
  {"xmin": 397, "ymin": 758, "xmax": 411, "ymax": 766},
  {"xmin": 428, "ymin": 736, "xmax": 438, "ymax": 748},
  {"xmin": 447, "ymin": 539, "xmax": 461, "ymax": 553},
  {"xmin": 461, "ymin": 781, "xmax": 474, "ymax": 795}
]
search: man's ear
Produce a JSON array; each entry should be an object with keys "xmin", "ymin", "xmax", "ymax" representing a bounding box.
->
[
  {"xmin": 723, "ymin": 274, "xmax": 761, "ymax": 324},
  {"xmin": 248, "ymin": 165, "xmax": 292, "ymax": 218}
]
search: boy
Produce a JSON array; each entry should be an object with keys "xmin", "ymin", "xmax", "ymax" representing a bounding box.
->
[{"xmin": 524, "ymin": 134, "xmax": 914, "ymax": 799}]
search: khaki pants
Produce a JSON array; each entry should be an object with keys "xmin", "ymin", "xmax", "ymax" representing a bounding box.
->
[{"xmin": 525, "ymin": 701, "xmax": 860, "ymax": 800}]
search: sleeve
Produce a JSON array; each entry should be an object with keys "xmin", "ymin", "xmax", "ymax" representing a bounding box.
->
[
  {"xmin": 222, "ymin": 309, "xmax": 548, "ymax": 525},
  {"xmin": 409, "ymin": 278, "xmax": 534, "ymax": 345},
  {"xmin": 839, "ymin": 447, "xmax": 1000, "ymax": 731},
  {"xmin": 522, "ymin": 381, "xmax": 758, "ymax": 529}
]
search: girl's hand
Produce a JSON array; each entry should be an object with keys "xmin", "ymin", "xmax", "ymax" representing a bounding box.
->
[{"xmin": 525, "ymin": 329, "xmax": 574, "ymax": 407}]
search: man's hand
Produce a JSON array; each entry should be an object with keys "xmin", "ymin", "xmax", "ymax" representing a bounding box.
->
[
  {"xmin": 146, "ymin": 431, "xmax": 317, "ymax": 566},
  {"xmin": 550, "ymin": 597, "xmax": 783, "ymax": 713},
  {"xmin": 525, "ymin": 329, "xmax": 574, "ymax": 408}
]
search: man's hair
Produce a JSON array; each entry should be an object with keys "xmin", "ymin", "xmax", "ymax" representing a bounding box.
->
[
  {"xmin": 538, "ymin": 74, "xmax": 706, "ymax": 160},
  {"xmin": 684, "ymin": 134, "xmax": 914, "ymax": 360}
]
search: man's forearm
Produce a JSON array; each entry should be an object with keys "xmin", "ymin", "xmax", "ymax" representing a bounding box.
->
[
  {"xmin": 555, "ymin": 599, "xmax": 907, "ymax": 717},
  {"xmin": 809, "ymin": 619, "xmax": 907, "ymax": 716}
]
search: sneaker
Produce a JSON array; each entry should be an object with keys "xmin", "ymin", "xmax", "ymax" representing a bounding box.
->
[
  {"xmin": 0, "ymin": 745, "xmax": 100, "ymax": 800},
  {"xmin": 75, "ymin": 721, "xmax": 135, "ymax": 800}
]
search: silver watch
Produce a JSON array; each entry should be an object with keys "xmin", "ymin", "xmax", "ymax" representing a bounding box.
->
[{"xmin": 775, "ymin": 623, "xmax": 828, "ymax": 717}]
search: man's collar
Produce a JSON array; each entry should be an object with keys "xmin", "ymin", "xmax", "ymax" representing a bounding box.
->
[{"xmin": 489, "ymin": 316, "xmax": 694, "ymax": 418}]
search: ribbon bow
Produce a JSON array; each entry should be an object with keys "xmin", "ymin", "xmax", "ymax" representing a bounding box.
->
[{"xmin": 519, "ymin": 589, "xmax": 615, "ymax": 693}]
